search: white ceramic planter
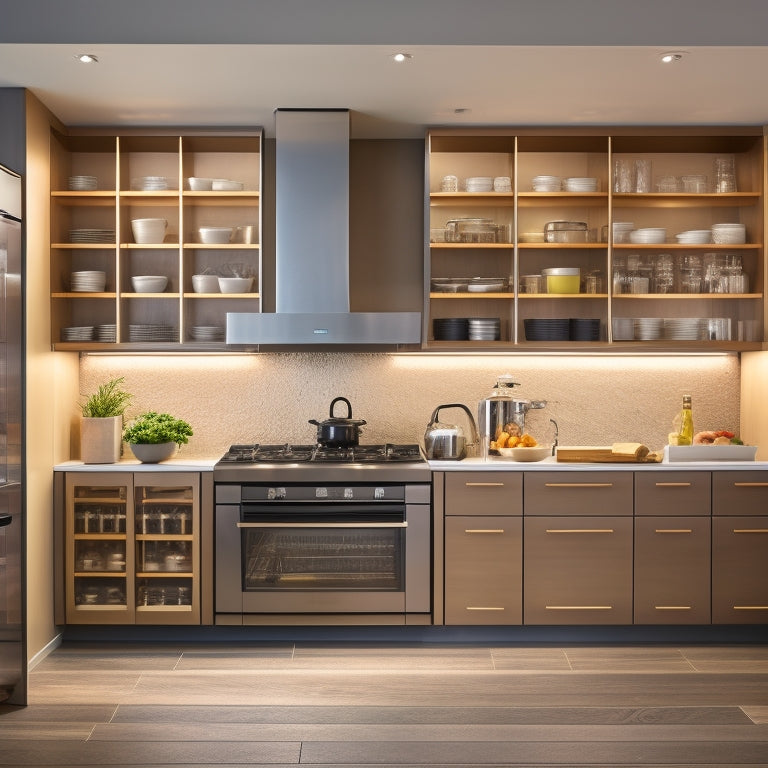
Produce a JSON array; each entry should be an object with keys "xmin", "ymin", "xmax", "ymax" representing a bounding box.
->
[
  {"xmin": 80, "ymin": 416, "xmax": 123, "ymax": 464},
  {"xmin": 129, "ymin": 442, "xmax": 177, "ymax": 463}
]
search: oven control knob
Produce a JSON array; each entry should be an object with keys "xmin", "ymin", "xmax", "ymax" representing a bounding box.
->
[
  {"xmin": 315, "ymin": 487, "xmax": 328, "ymax": 498},
  {"xmin": 268, "ymin": 487, "xmax": 286, "ymax": 500}
]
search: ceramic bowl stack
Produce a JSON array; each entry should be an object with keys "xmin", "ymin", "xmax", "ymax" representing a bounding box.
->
[
  {"xmin": 61, "ymin": 326, "xmax": 94, "ymax": 342},
  {"xmin": 467, "ymin": 277, "xmax": 505, "ymax": 293},
  {"xmin": 493, "ymin": 176, "xmax": 512, "ymax": 192},
  {"xmin": 188, "ymin": 177, "xmax": 214, "ymax": 191},
  {"xmin": 633, "ymin": 317, "xmax": 664, "ymax": 340},
  {"xmin": 676, "ymin": 229, "xmax": 711, "ymax": 244},
  {"xmin": 190, "ymin": 326, "xmax": 225, "ymax": 342},
  {"xmin": 212, "ymin": 179, "xmax": 244, "ymax": 191},
  {"xmin": 468, "ymin": 317, "xmax": 500, "ymax": 341},
  {"xmin": 611, "ymin": 317, "xmax": 635, "ymax": 341},
  {"xmin": 131, "ymin": 275, "xmax": 168, "ymax": 293},
  {"xmin": 198, "ymin": 227, "xmax": 233, "ymax": 244},
  {"xmin": 433, "ymin": 318, "xmax": 469, "ymax": 341},
  {"xmin": 563, "ymin": 177, "xmax": 598, "ymax": 192},
  {"xmin": 95, "ymin": 324, "xmax": 116, "ymax": 342},
  {"xmin": 531, "ymin": 175, "xmax": 561, "ymax": 191},
  {"xmin": 70, "ymin": 270, "xmax": 106, "ymax": 292},
  {"xmin": 629, "ymin": 227, "xmax": 667, "ymax": 244},
  {"xmin": 663, "ymin": 317, "xmax": 705, "ymax": 340},
  {"xmin": 128, "ymin": 324, "xmax": 177, "ymax": 342},
  {"xmin": 67, "ymin": 175, "xmax": 97, "ymax": 191},
  {"xmin": 69, "ymin": 228, "xmax": 115, "ymax": 244},
  {"xmin": 131, "ymin": 176, "xmax": 168, "ymax": 191},
  {"xmin": 464, "ymin": 176, "xmax": 493, "ymax": 192},
  {"xmin": 131, "ymin": 218, "xmax": 167, "ymax": 244},
  {"xmin": 711, "ymin": 223, "xmax": 746, "ymax": 244}
]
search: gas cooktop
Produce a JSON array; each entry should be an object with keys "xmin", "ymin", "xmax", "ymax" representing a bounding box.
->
[{"xmin": 213, "ymin": 443, "xmax": 431, "ymax": 483}]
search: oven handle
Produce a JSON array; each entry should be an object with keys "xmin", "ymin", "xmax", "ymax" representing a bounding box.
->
[{"xmin": 237, "ymin": 521, "xmax": 408, "ymax": 529}]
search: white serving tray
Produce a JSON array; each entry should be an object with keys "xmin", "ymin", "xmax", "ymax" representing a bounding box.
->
[{"xmin": 663, "ymin": 444, "xmax": 758, "ymax": 462}]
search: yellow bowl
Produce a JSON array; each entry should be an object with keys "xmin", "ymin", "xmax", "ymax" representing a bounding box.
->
[{"xmin": 496, "ymin": 446, "xmax": 551, "ymax": 462}]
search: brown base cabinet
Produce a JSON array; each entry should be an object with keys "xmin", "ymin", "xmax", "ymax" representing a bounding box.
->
[{"xmin": 61, "ymin": 471, "xmax": 202, "ymax": 625}]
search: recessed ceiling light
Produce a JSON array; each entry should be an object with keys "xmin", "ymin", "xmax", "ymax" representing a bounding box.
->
[
  {"xmin": 75, "ymin": 54, "xmax": 98, "ymax": 64},
  {"xmin": 660, "ymin": 51, "xmax": 685, "ymax": 63},
  {"xmin": 392, "ymin": 53, "xmax": 413, "ymax": 63}
]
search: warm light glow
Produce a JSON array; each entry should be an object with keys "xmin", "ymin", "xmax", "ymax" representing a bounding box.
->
[
  {"xmin": 392, "ymin": 52, "xmax": 412, "ymax": 63},
  {"xmin": 76, "ymin": 53, "xmax": 99, "ymax": 64},
  {"xmin": 660, "ymin": 52, "xmax": 684, "ymax": 63}
]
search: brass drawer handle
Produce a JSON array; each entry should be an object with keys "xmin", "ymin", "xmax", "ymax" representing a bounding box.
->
[
  {"xmin": 654, "ymin": 529, "xmax": 693, "ymax": 534},
  {"xmin": 545, "ymin": 529, "xmax": 614, "ymax": 534},
  {"xmin": 733, "ymin": 529, "xmax": 768, "ymax": 534},
  {"xmin": 733, "ymin": 606, "xmax": 768, "ymax": 610},
  {"xmin": 654, "ymin": 482, "xmax": 692, "ymax": 487},
  {"xmin": 464, "ymin": 529, "xmax": 505, "ymax": 534},
  {"xmin": 543, "ymin": 483, "xmax": 613, "ymax": 488},
  {"xmin": 545, "ymin": 605, "xmax": 612, "ymax": 610},
  {"xmin": 466, "ymin": 606, "xmax": 505, "ymax": 611},
  {"xmin": 655, "ymin": 606, "xmax": 692, "ymax": 610},
  {"xmin": 465, "ymin": 482, "xmax": 505, "ymax": 487},
  {"xmin": 733, "ymin": 482, "xmax": 768, "ymax": 487}
]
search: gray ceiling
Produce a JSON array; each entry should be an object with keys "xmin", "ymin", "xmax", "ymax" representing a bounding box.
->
[{"xmin": 2, "ymin": 0, "xmax": 767, "ymax": 137}]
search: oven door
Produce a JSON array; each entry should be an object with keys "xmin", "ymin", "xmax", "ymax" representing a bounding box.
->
[{"xmin": 215, "ymin": 499, "xmax": 430, "ymax": 615}]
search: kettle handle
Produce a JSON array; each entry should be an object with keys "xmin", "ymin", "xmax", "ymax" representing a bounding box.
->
[
  {"xmin": 429, "ymin": 403, "xmax": 479, "ymax": 437},
  {"xmin": 330, "ymin": 396, "xmax": 352, "ymax": 418}
]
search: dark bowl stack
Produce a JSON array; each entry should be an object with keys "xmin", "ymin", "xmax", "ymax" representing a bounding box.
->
[
  {"xmin": 569, "ymin": 318, "xmax": 601, "ymax": 341},
  {"xmin": 524, "ymin": 318, "xmax": 601, "ymax": 341},
  {"xmin": 433, "ymin": 318, "xmax": 469, "ymax": 341}
]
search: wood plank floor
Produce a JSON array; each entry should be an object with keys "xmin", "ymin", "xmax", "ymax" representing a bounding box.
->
[{"xmin": 2, "ymin": 641, "xmax": 768, "ymax": 766}]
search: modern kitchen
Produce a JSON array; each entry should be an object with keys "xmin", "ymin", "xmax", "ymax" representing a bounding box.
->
[{"xmin": 2, "ymin": 2, "xmax": 768, "ymax": 766}]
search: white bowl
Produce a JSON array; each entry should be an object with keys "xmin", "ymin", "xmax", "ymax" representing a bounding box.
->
[
  {"xmin": 218, "ymin": 276, "xmax": 253, "ymax": 294},
  {"xmin": 188, "ymin": 177, "xmax": 213, "ymax": 191},
  {"xmin": 212, "ymin": 179, "xmax": 244, "ymax": 191},
  {"xmin": 191, "ymin": 274, "xmax": 220, "ymax": 293},
  {"xmin": 131, "ymin": 275, "xmax": 167, "ymax": 293},
  {"xmin": 198, "ymin": 226, "xmax": 233, "ymax": 244},
  {"xmin": 496, "ymin": 446, "xmax": 551, "ymax": 462},
  {"xmin": 131, "ymin": 218, "xmax": 167, "ymax": 244}
]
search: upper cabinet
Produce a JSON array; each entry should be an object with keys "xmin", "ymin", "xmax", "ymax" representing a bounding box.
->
[
  {"xmin": 425, "ymin": 127, "xmax": 766, "ymax": 351},
  {"xmin": 50, "ymin": 128, "xmax": 262, "ymax": 350}
]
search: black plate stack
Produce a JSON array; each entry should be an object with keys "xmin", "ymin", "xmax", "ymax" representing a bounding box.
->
[
  {"xmin": 524, "ymin": 318, "xmax": 570, "ymax": 341},
  {"xmin": 569, "ymin": 318, "xmax": 601, "ymax": 341},
  {"xmin": 433, "ymin": 318, "xmax": 469, "ymax": 341}
]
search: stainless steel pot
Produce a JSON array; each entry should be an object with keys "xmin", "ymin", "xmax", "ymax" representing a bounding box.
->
[
  {"xmin": 423, "ymin": 403, "xmax": 479, "ymax": 460},
  {"xmin": 309, "ymin": 397, "xmax": 366, "ymax": 447}
]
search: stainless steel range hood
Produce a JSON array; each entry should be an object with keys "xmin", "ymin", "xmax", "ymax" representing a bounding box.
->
[{"xmin": 226, "ymin": 109, "xmax": 421, "ymax": 346}]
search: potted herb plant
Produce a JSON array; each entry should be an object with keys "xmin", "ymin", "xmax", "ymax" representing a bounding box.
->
[
  {"xmin": 122, "ymin": 411, "xmax": 193, "ymax": 463},
  {"xmin": 79, "ymin": 377, "xmax": 133, "ymax": 464}
]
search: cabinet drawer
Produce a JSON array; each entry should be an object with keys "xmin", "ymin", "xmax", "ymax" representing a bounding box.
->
[
  {"xmin": 524, "ymin": 471, "xmax": 633, "ymax": 516},
  {"xmin": 634, "ymin": 517, "xmax": 711, "ymax": 624},
  {"xmin": 634, "ymin": 471, "xmax": 711, "ymax": 516},
  {"xmin": 712, "ymin": 471, "xmax": 768, "ymax": 516},
  {"xmin": 444, "ymin": 516, "xmax": 522, "ymax": 625},
  {"xmin": 523, "ymin": 516, "xmax": 633, "ymax": 624},
  {"xmin": 444, "ymin": 472, "xmax": 522, "ymax": 516},
  {"xmin": 712, "ymin": 515, "xmax": 768, "ymax": 624}
]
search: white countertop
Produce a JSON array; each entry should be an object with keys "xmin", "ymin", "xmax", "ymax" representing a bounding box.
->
[
  {"xmin": 428, "ymin": 456, "xmax": 768, "ymax": 471},
  {"xmin": 54, "ymin": 458, "xmax": 216, "ymax": 472}
]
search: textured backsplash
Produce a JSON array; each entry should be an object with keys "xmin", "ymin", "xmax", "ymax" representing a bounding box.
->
[{"xmin": 79, "ymin": 353, "xmax": 740, "ymax": 460}]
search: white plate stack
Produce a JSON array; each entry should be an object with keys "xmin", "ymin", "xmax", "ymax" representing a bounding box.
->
[
  {"xmin": 711, "ymin": 223, "xmax": 746, "ymax": 244},
  {"xmin": 70, "ymin": 271, "xmax": 106, "ymax": 292},
  {"xmin": 67, "ymin": 175, "xmax": 97, "ymax": 191},
  {"xmin": 611, "ymin": 222, "xmax": 635, "ymax": 243},
  {"xmin": 131, "ymin": 176, "xmax": 168, "ymax": 191},
  {"xmin": 468, "ymin": 317, "xmax": 500, "ymax": 341},
  {"xmin": 676, "ymin": 230, "xmax": 712, "ymax": 244},
  {"xmin": 531, "ymin": 175, "xmax": 561, "ymax": 191},
  {"xmin": 61, "ymin": 326, "xmax": 95, "ymax": 341},
  {"xmin": 664, "ymin": 318, "xmax": 705, "ymax": 340},
  {"xmin": 190, "ymin": 326, "xmax": 225, "ymax": 342},
  {"xmin": 69, "ymin": 228, "xmax": 115, "ymax": 243},
  {"xmin": 629, "ymin": 228, "xmax": 667, "ymax": 244},
  {"xmin": 95, "ymin": 324, "xmax": 116, "ymax": 342},
  {"xmin": 465, "ymin": 176, "xmax": 493, "ymax": 192},
  {"xmin": 128, "ymin": 324, "xmax": 177, "ymax": 342},
  {"xmin": 493, "ymin": 176, "xmax": 512, "ymax": 192},
  {"xmin": 563, "ymin": 177, "xmax": 598, "ymax": 192},
  {"xmin": 633, "ymin": 317, "xmax": 663, "ymax": 340}
]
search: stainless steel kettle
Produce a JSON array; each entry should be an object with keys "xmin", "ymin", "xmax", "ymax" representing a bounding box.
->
[{"xmin": 423, "ymin": 403, "xmax": 480, "ymax": 460}]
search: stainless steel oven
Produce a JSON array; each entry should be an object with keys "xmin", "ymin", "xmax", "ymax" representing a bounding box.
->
[{"xmin": 214, "ymin": 444, "xmax": 432, "ymax": 625}]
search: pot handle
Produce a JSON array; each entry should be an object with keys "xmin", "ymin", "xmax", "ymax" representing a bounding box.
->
[
  {"xmin": 429, "ymin": 404, "xmax": 480, "ymax": 446},
  {"xmin": 330, "ymin": 396, "xmax": 352, "ymax": 418}
]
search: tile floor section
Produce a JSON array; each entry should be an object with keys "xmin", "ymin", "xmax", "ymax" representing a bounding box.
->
[{"xmin": 1, "ymin": 642, "xmax": 768, "ymax": 766}]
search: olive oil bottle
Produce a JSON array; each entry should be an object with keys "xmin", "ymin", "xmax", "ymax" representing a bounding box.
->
[{"xmin": 676, "ymin": 394, "xmax": 694, "ymax": 446}]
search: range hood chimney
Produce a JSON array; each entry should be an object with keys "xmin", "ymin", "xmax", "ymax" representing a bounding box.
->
[{"xmin": 226, "ymin": 109, "xmax": 422, "ymax": 346}]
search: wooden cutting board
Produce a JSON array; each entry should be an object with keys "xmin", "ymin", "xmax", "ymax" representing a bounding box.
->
[{"xmin": 556, "ymin": 444, "xmax": 655, "ymax": 463}]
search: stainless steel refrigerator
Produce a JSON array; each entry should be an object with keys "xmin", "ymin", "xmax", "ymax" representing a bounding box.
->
[{"xmin": 0, "ymin": 163, "xmax": 24, "ymax": 705}]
